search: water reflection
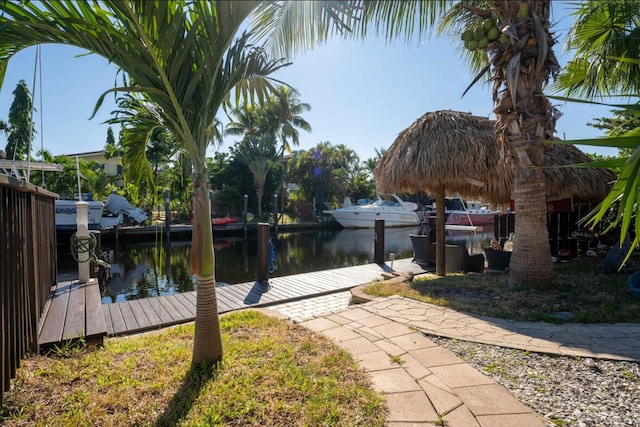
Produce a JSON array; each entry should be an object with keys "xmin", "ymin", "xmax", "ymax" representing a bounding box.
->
[{"xmin": 57, "ymin": 226, "xmax": 492, "ymax": 304}]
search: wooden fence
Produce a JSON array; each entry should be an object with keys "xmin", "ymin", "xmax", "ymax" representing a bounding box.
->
[{"xmin": 1, "ymin": 175, "xmax": 57, "ymax": 404}]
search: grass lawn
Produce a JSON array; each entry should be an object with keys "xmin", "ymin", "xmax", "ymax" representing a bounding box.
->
[
  {"xmin": 0, "ymin": 311, "xmax": 386, "ymax": 427},
  {"xmin": 364, "ymin": 257, "xmax": 640, "ymax": 323}
]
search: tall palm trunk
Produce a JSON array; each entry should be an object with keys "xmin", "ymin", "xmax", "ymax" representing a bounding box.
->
[
  {"xmin": 492, "ymin": 0, "xmax": 558, "ymax": 287},
  {"xmin": 256, "ymin": 184, "xmax": 264, "ymax": 218},
  {"xmin": 191, "ymin": 165, "xmax": 223, "ymax": 365}
]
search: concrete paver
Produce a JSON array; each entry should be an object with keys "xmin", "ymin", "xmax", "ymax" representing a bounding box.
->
[{"xmin": 269, "ymin": 280, "xmax": 640, "ymax": 426}]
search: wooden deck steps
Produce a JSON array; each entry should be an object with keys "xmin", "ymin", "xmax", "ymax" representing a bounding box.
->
[
  {"xmin": 38, "ymin": 278, "xmax": 107, "ymax": 351},
  {"xmin": 40, "ymin": 258, "xmax": 424, "ymax": 346}
]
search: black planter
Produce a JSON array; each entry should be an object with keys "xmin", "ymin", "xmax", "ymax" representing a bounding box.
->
[{"xmin": 484, "ymin": 248, "xmax": 511, "ymax": 271}]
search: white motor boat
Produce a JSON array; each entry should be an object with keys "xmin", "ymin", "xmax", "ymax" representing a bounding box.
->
[
  {"xmin": 55, "ymin": 193, "xmax": 148, "ymax": 232},
  {"xmin": 55, "ymin": 200, "xmax": 122, "ymax": 231},
  {"xmin": 324, "ymin": 195, "xmax": 421, "ymax": 228}
]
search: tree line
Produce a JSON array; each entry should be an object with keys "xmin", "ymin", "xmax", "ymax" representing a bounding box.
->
[{"xmin": 1, "ymin": 79, "xmax": 394, "ymax": 220}]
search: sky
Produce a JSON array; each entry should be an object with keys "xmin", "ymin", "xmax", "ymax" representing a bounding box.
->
[{"xmin": 0, "ymin": 3, "xmax": 621, "ymax": 164}]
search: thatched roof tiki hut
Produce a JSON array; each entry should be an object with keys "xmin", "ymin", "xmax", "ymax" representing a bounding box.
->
[{"xmin": 374, "ymin": 110, "xmax": 614, "ymax": 277}]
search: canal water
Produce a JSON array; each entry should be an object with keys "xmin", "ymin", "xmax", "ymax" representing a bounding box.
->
[{"xmin": 57, "ymin": 226, "xmax": 492, "ymax": 304}]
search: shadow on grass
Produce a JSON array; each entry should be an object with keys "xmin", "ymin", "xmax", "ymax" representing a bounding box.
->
[{"xmin": 154, "ymin": 360, "xmax": 221, "ymax": 427}]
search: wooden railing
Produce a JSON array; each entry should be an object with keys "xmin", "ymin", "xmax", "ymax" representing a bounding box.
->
[
  {"xmin": 493, "ymin": 207, "xmax": 601, "ymax": 257},
  {"xmin": 1, "ymin": 175, "xmax": 57, "ymax": 404}
]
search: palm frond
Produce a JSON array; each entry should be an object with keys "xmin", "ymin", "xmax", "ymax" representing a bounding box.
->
[{"xmin": 249, "ymin": 1, "xmax": 359, "ymax": 59}]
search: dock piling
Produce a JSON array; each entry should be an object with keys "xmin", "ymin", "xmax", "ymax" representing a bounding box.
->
[
  {"xmin": 256, "ymin": 223, "xmax": 270, "ymax": 283},
  {"xmin": 374, "ymin": 219, "xmax": 385, "ymax": 264}
]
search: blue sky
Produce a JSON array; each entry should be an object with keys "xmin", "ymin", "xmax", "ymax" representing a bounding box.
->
[{"xmin": 0, "ymin": 3, "xmax": 620, "ymax": 163}]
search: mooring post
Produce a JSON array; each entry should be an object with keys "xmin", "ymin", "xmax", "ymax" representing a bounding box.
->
[
  {"xmin": 256, "ymin": 223, "xmax": 270, "ymax": 283},
  {"xmin": 374, "ymin": 219, "xmax": 385, "ymax": 264},
  {"xmin": 76, "ymin": 201, "xmax": 90, "ymax": 283},
  {"xmin": 243, "ymin": 194, "xmax": 248, "ymax": 238},
  {"xmin": 164, "ymin": 188, "xmax": 171, "ymax": 243},
  {"xmin": 273, "ymin": 193, "xmax": 279, "ymax": 235},
  {"xmin": 89, "ymin": 230, "xmax": 101, "ymax": 278}
]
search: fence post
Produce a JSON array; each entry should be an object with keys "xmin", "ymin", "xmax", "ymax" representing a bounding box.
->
[
  {"xmin": 256, "ymin": 223, "xmax": 270, "ymax": 283},
  {"xmin": 374, "ymin": 219, "xmax": 385, "ymax": 264}
]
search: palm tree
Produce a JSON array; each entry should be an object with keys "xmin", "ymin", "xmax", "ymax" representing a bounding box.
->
[
  {"xmin": 233, "ymin": 133, "xmax": 279, "ymax": 218},
  {"xmin": 552, "ymin": 0, "xmax": 640, "ymax": 99},
  {"xmin": 363, "ymin": 147, "xmax": 387, "ymax": 175},
  {"xmin": 267, "ymin": 86, "xmax": 312, "ymax": 154},
  {"xmin": 0, "ymin": 0, "xmax": 350, "ymax": 366},
  {"xmin": 225, "ymin": 103, "xmax": 263, "ymax": 138},
  {"xmin": 277, "ymin": 1, "xmax": 557, "ymax": 287},
  {"xmin": 266, "ymin": 86, "xmax": 311, "ymax": 223}
]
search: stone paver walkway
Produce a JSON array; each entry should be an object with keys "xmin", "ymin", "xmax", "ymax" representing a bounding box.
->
[
  {"xmin": 300, "ymin": 302, "xmax": 546, "ymax": 426},
  {"xmin": 362, "ymin": 295, "xmax": 640, "ymax": 362},
  {"xmin": 268, "ymin": 287, "xmax": 640, "ymax": 426},
  {"xmin": 269, "ymin": 291, "xmax": 352, "ymax": 322}
]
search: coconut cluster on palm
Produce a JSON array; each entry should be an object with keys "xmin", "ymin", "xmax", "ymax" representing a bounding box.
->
[{"xmin": 461, "ymin": 17, "xmax": 505, "ymax": 51}]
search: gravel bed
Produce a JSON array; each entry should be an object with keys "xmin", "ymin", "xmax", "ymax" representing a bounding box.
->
[{"xmin": 429, "ymin": 335, "xmax": 640, "ymax": 427}]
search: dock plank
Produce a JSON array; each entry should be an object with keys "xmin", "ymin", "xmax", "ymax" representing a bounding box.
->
[
  {"xmin": 212, "ymin": 291, "xmax": 234, "ymax": 312},
  {"xmin": 38, "ymin": 282, "xmax": 72, "ymax": 347},
  {"xmin": 217, "ymin": 284, "xmax": 251, "ymax": 307},
  {"xmin": 150, "ymin": 297, "xmax": 179, "ymax": 324},
  {"xmin": 102, "ymin": 306, "xmax": 114, "ymax": 336},
  {"xmin": 171, "ymin": 293, "xmax": 195, "ymax": 318},
  {"xmin": 118, "ymin": 302, "xmax": 140, "ymax": 332},
  {"xmin": 137, "ymin": 298, "xmax": 162, "ymax": 325},
  {"xmin": 107, "ymin": 304, "xmax": 127, "ymax": 335},
  {"xmin": 128, "ymin": 300, "xmax": 152, "ymax": 330},
  {"xmin": 62, "ymin": 281, "xmax": 85, "ymax": 342},
  {"xmin": 158, "ymin": 295, "xmax": 191, "ymax": 321},
  {"xmin": 41, "ymin": 258, "xmax": 425, "ymax": 341},
  {"xmin": 84, "ymin": 279, "xmax": 107, "ymax": 339}
]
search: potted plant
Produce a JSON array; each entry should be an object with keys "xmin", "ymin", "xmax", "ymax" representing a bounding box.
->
[{"xmin": 484, "ymin": 236, "xmax": 512, "ymax": 271}]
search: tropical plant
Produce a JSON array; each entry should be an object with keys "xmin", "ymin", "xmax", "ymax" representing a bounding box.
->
[
  {"xmin": 225, "ymin": 102, "xmax": 263, "ymax": 137},
  {"xmin": 287, "ymin": 141, "xmax": 362, "ymax": 209},
  {"xmin": 103, "ymin": 126, "xmax": 122, "ymax": 159},
  {"xmin": 363, "ymin": 147, "xmax": 387, "ymax": 176},
  {"xmin": 5, "ymin": 80, "xmax": 34, "ymax": 161},
  {"xmin": 0, "ymin": 0, "xmax": 351, "ymax": 366},
  {"xmin": 549, "ymin": 0, "xmax": 640, "ymax": 261},
  {"xmin": 589, "ymin": 110, "xmax": 640, "ymax": 157},
  {"xmin": 551, "ymin": 0, "xmax": 640, "ymax": 99},
  {"xmin": 266, "ymin": 86, "xmax": 312, "ymax": 155},
  {"xmin": 550, "ymin": 93, "xmax": 640, "ymax": 260},
  {"xmin": 281, "ymin": 0, "xmax": 556, "ymax": 285},
  {"xmin": 30, "ymin": 150, "xmax": 111, "ymax": 200},
  {"xmin": 231, "ymin": 133, "xmax": 279, "ymax": 218},
  {"xmin": 265, "ymin": 86, "xmax": 311, "ymax": 222},
  {"xmin": 225, "ymin": 87, "xmax": 311, "ymax": 220}
]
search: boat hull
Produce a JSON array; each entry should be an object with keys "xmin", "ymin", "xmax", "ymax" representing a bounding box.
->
[
  {"xmin": 55, "ymin": 200, "xmax": 123, "ymax": 231},
  {"xmin": 445, "ymin": 212, "xmax": 496, "ymax": 227},
  {"xmin": 329, "ymin": 211, "xmax": 420, "ymax": 228},
  {"xmin": 55, "ymin": 200, "xmax": 106, "ymax": 230}
]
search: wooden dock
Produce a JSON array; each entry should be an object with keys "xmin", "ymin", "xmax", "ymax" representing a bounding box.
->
[{"xmin": 38, "ymin": 258, "xmax": 423, "ymax": 349}]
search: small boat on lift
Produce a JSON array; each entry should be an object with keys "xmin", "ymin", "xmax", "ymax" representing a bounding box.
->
[
  {"xmin": 445, "ymin": 199, "xmax": 500, "ymax": 227},
  {"xmin": 211, "ymin": 215, "xmax": 239, "ymax": 226},
  {"xmin": 324, "ymin": 194, "xmax": 421, "ymax": 228},
  {"xmin": 55, "ymin": 192, "xmax": 148, "ymax": 232},
  {"xmin": 423, "ymin": 198, "xmax": 500, "ymax": 228}
]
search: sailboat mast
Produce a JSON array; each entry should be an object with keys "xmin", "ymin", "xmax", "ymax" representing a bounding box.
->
[{"xmin": 27, "ymin": 45, "xmax": 40, "ymax": 182}]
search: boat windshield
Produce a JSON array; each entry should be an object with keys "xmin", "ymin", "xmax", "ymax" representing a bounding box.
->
[{"xmin": 373, "ymin": 196, "xmax": 401, "ymax": 207}]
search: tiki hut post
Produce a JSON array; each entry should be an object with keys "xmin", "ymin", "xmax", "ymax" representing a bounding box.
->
[{"xmin": 435, "ymin": 184, "xmax": 446, "ymax": 276}]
